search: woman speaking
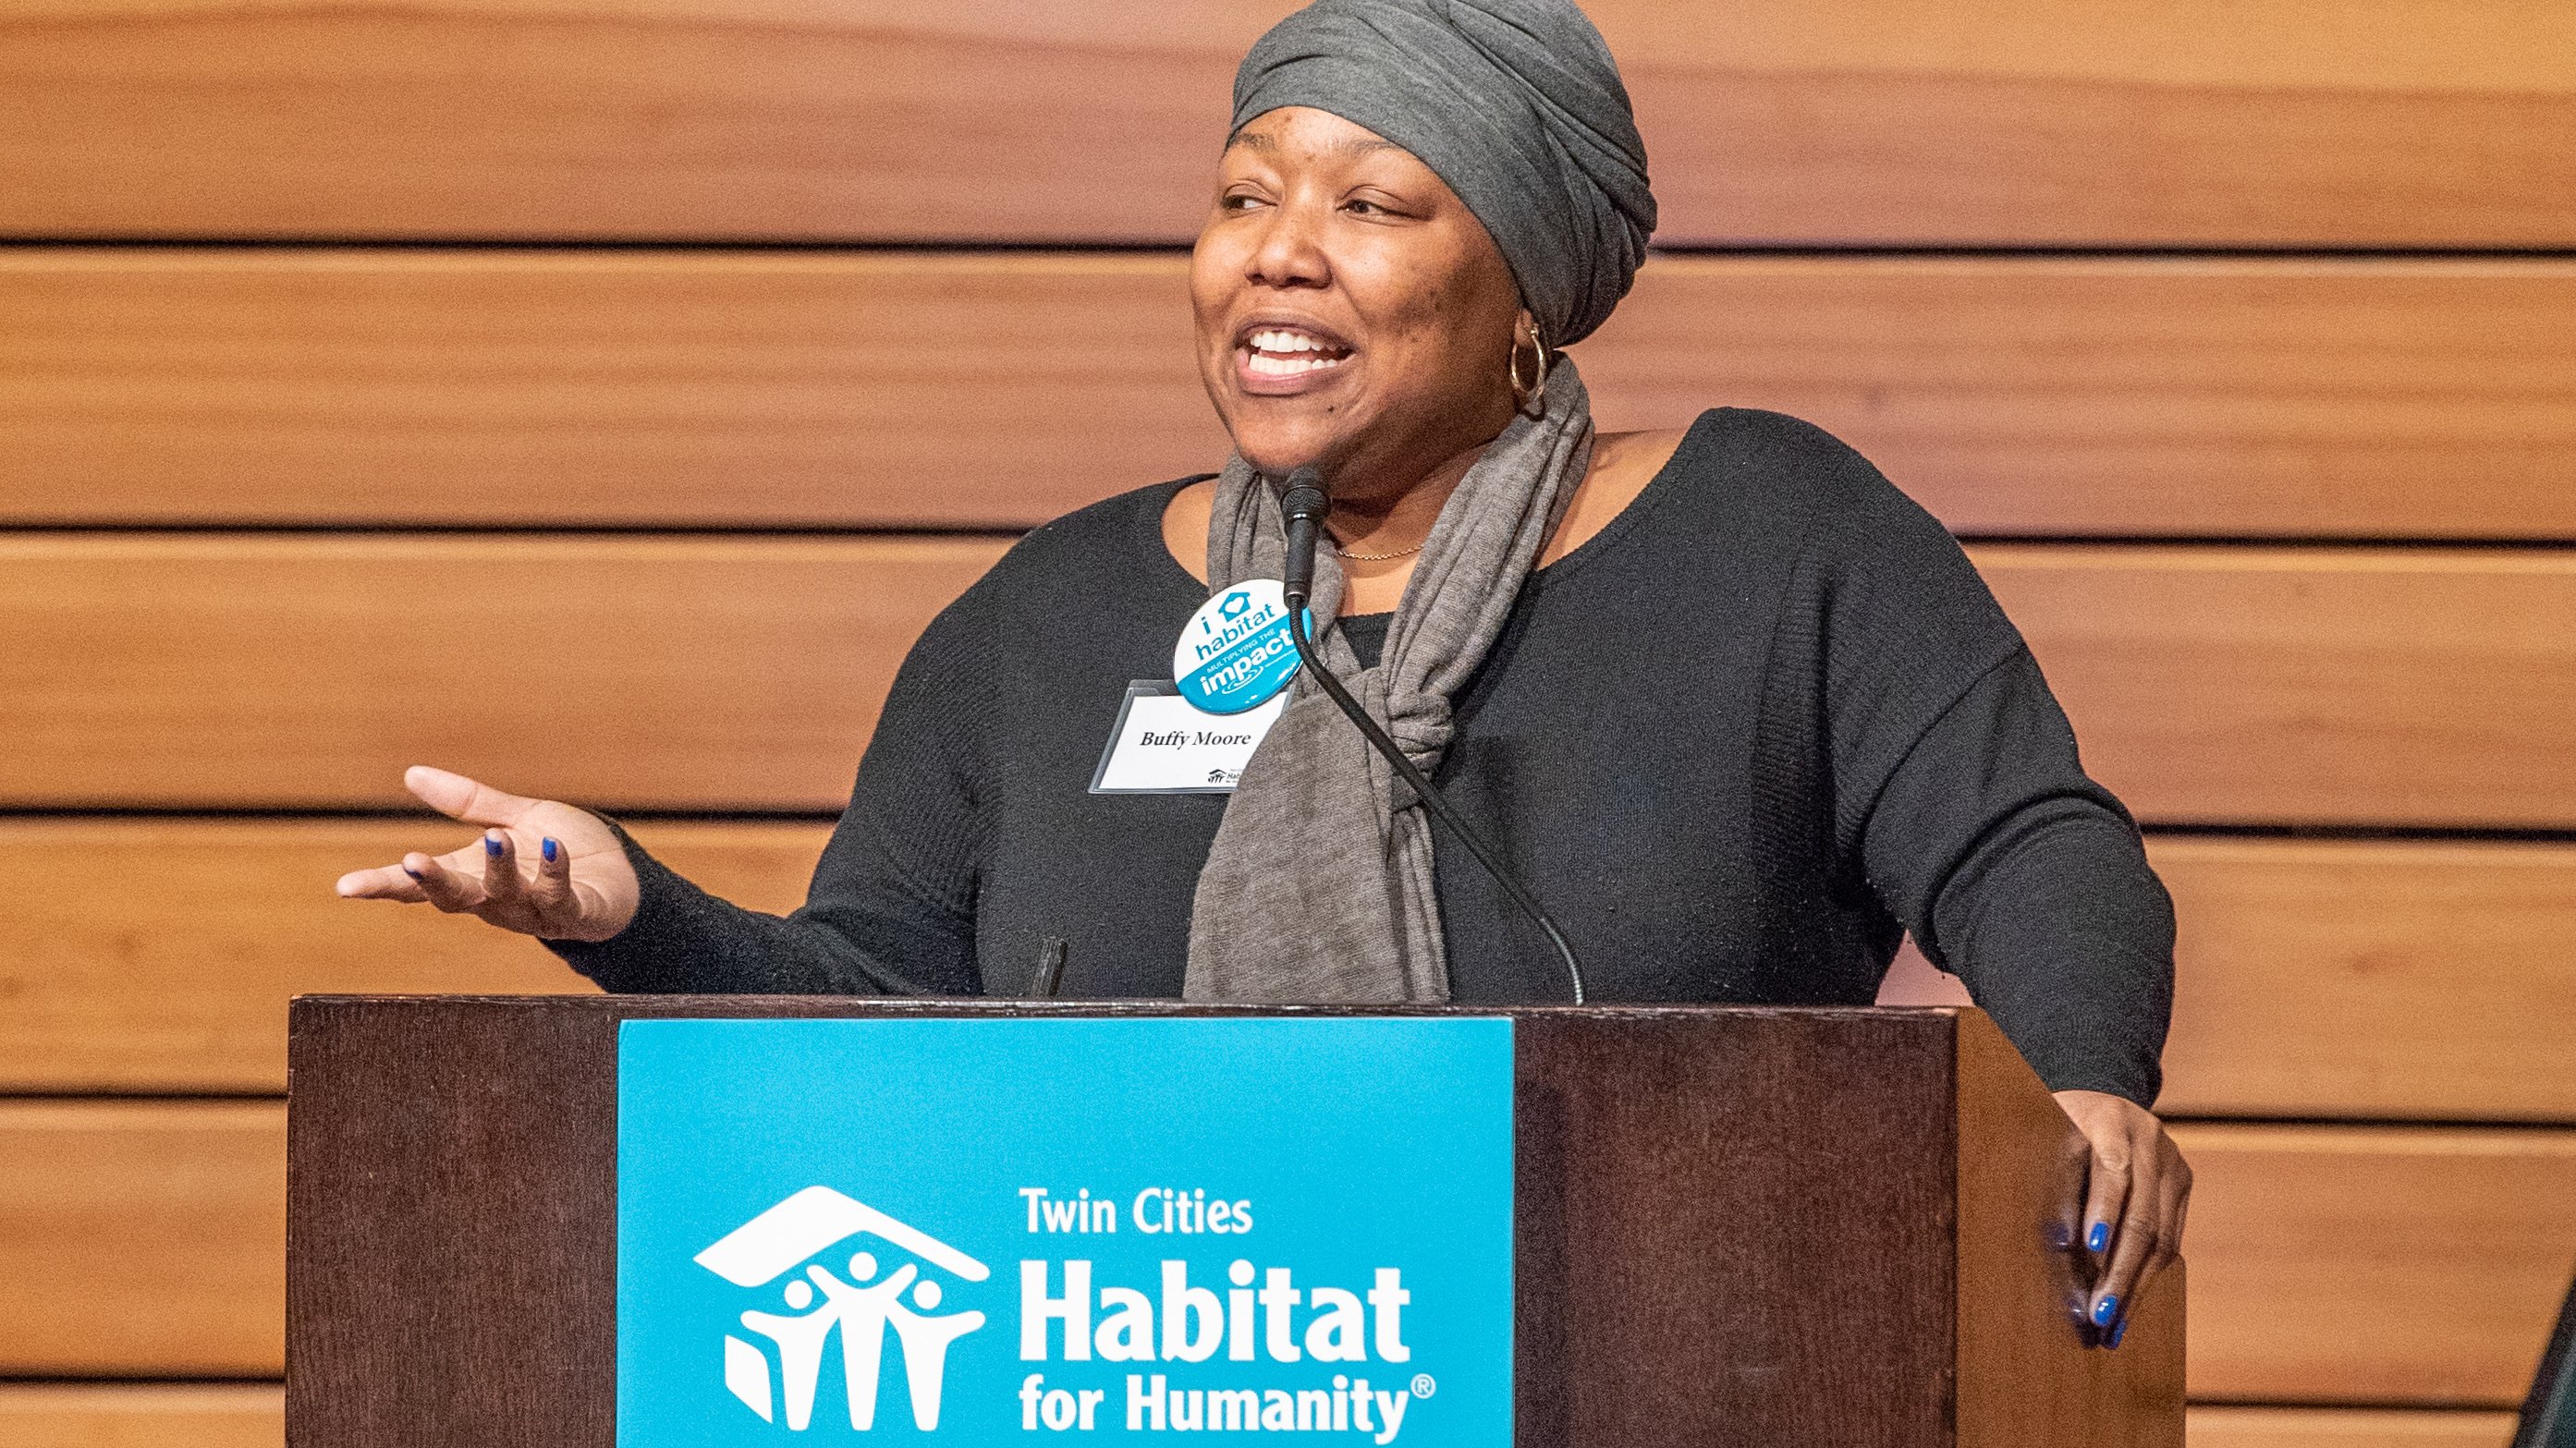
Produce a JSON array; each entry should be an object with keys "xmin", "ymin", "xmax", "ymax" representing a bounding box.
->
[{"xmin": 338, "ymin": 0, "xmax": 2186, "ymax": 1350}]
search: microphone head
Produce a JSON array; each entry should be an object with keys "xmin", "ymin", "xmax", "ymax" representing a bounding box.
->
[{"xmin": 1278, "ymin": 466, "xmax": 1329, "ymax": 524}]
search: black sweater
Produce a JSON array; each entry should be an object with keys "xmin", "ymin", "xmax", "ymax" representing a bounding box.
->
[{"xmin": 557, "ymin": 408, "xmax": 2175, "ymax": 1103}]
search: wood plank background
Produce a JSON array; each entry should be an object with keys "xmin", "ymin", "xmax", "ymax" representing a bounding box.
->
[
  {"xmin": 0, "ymin": 251, "xmax": 1224, "ymax": 530},
  {"xmin": 5, "ymin": 2, "xmax": 2570, "ymax": 245},
  {"xmin": 11, "ymin": 828, "xmax": 2574, "ymax": 1119},
  {"xmin": 9, "ymin": 0, "xmax": 2569, "ymax": 1442},
  {"xmin": 2154, "ymin": 840, "xmax": 2576, "ymax": 1123},
  {"xmin": 1985, "ymin": 548, "xmax": 2576, "ymax": 830},
  {"xmin": 4, "ymin": 538, "xmax": 2572, "ymax": 825},
  {"xmin": 0, "ymin": 1384, "xmax": 286, "ymax": 1448},
  {"xmin": 6, "ymin": 252, "xmax": 2573, "ymax": 539},
  {"xmin": 0, "ymin": 820, "xmax": 816, "ymax": 1094},
  {"xmin": 0, "ymin": 534, "xmax": 1005, "ymax": 810},
  {"xmin": 2183, "ymin": 1409, "xmax": 2520, "ymax": 1448},
  {"xmin": 0, "ymin": 1102, "xmax": 283, "ymax": 1377},
  {"xmin": 2175, "ymin": 1126, "xmax": 2576, "ymax": 1406}
]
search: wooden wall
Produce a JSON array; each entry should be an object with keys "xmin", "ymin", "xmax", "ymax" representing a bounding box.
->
[{"xmin": 4, "ymin": 3, "xmax": 2571, "ymax": 1443}]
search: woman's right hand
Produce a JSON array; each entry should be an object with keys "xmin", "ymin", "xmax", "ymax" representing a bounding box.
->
[{"xmin": 335, "ymin": 766, "xmax": 640, "ymax": 943}]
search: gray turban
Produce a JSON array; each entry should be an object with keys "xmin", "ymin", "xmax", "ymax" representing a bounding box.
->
[{"xmin": 1231, "ymin": 0, "xmax": 1656, "ymax": 346}]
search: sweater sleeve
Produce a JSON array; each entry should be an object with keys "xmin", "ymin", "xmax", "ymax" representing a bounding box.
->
[
  {"xmin": 1793, "ymin": 428, "xmax": 2175, "ymax": 1104},
  {"xmin": 1858, "ymin": 650, "xmax": 2177, "ymax": 1103},
  {"xmin": 546, "ymin": 605, "xmax": 988, "ymax": 996}
]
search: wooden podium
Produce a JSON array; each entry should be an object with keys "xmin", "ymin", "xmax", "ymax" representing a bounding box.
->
[{"xmin": 287, "ymin": 998, "xmax": 2181, "ymax": 1446}]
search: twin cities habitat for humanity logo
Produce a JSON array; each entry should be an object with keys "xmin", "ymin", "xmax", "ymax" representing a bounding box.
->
[
  {"xmin": 696, "ymin": 1186, "xmax": 991, "ymax": 1431},
  {"xmin": 618, "ymin": 1016, "xmax": 1513, "ymax": 1447}
]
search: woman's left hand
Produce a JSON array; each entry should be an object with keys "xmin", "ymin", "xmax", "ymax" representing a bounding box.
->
[{"xmin": 2052, "ymin": 1089, "xmax": 2191, "ymax": 1348}]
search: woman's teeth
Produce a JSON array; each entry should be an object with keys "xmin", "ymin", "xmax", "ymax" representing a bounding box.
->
[
  {"xmin": 1245, "ymin": 329, "xmax": 1350, "ymax": 376},
  {"xmin": 1248, "ymin": 352, "xmax": 1345, "ymax": 375}
]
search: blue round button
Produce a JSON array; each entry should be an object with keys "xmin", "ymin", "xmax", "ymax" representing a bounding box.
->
[{"xmin": 1173, "ymin": 579, "xmax": 1305, "ymax": 714}]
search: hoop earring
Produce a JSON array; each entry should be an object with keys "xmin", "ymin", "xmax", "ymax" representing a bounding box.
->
[{"xmin": 1508, "ymin": 319, "xmax": 1549, "ymax": 415}]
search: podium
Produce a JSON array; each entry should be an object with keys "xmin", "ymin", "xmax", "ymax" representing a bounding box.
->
[{"xmin": 287, "ymin": 998, "xmax": 2181, "ymax": 1445}]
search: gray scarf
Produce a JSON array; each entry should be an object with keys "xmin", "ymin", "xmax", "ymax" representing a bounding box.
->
[{"xmin": 1184, "ymin": 361, "xmax": 1596, "ymax": 1001}]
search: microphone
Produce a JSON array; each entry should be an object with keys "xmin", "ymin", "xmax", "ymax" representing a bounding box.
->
[
  {"xmin": 1271, "ymin": 468, "xmax": 1587, "ymax": 1004},
  {"xmin": 1279, "ymin": 470, "xmax": 1329, "ymax": 614}
]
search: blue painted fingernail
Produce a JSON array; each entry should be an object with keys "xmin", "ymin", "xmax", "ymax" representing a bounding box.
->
[
  {"xmin": 402, "ymin": 865, "xmax": 424, "ymax": 880},
  {"xmin": 2106, "ymin": 1315, "xmax": 2129, "ymax": 1350},
  {"xmin": 484, "ymin": 834, "xmax": 504, "ymax": 857},
  {"xmin": 2087, "ymin": 1222, "xmax": 2110, "ymax": 1253},
  {"xmin": 2045, "ymin": 1221, "xmax": 2073, "ymax": 1250},
  {"xmin": 2092, "ymin": 1295, "xmax": 2119, "ymax": 1328},
  {"xmin": 542, "ymin": 837, "xmax": 559, "ymax": 863}
]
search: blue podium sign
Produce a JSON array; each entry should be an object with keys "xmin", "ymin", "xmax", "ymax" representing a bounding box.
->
[{"xmin": 617, "ymin": 1016, "xmax": 1514, "ymax": 1446}]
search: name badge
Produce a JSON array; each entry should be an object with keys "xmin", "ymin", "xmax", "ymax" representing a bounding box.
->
[{"xmin": 1090, "ymin": 681, "xmax": 1287, "ymax": 794}]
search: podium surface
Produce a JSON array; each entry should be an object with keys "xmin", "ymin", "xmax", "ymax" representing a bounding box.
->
[{"xmin": 287, "ymin": 998, "xmax": 2180, "ymax": 1446}]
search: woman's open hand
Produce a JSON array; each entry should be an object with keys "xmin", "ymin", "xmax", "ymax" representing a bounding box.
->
[
  {"xmin": 334, "ymin": 766, "xmax": 639, "ymax": 943},
  {"xmin": 2054, "ymin": 1088, "xmax": 2191, "ymax": 1349}
]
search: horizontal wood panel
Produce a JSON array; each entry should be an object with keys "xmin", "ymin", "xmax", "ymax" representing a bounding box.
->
[
  {"xmin": 15, "ymin": 1109, "xmax": 2570, "ymax": 1399},
  {"xmin": 0, "ymin": 1384, "xmax": 282, "ymax": 1448},
  {"xmin": 13, "ymin": 822, "xmax": 2570, "ymax": 1117},
  {"xmin": 2187, "ymin": 1407, "xmax": 2519, "ymax": 1448},
  {"xmin": 1620, "ymin": 1, "xmax": 2576, "ymax": 248},
  {"xmin": 0, "ymin": 820, "xmax": 826, "ymax": 1093},
  {"xmin": 8, "ymin": 538, "xmax": 2575, "ymax": 827},
  {"xmin": 3, "ymin": 2, "xmax": 2569, "ymax": 245},
  {"xmin": 2155, "ymin": 839, "xmax": 2576, "ymax": 1122},
  {"xmin": 0, "ymin": 251, "xmax": 1224, "ymax": 529},
  {"xmin": 19, "ymin": 824, "xmax": 2576, "ymax": 1118},
  {"xmin": 1984, "ymin": 548, "xmax": 2576, "ymax": 830},
  {"xmin": 0, "ymin": 1102, "xmax": 283, "ymax": 1376},
  {"xmin": 0, "ymin": 534, "xmax": 1006, "ymax": 811},
  {"xmin": 1590, "ymin": 260, "xmax": 2576, "ymax": 541},
  {"xmin": 2177, "ymin": 1124, "xmax": 2576, "ymax": 1406},
  {"xmin": 9, "ymin": 250, "xmax": 2576, "ymax": 539}
]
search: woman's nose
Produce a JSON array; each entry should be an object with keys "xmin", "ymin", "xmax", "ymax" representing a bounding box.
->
[{"xmin": 1245, "ymin": 204, "xmax": 1330, "ymax": 289}]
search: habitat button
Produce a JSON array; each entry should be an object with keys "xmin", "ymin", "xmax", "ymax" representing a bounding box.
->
[{"xmin": 1173, "ymin": 579, "xmax": 1303, "ymax": 715}]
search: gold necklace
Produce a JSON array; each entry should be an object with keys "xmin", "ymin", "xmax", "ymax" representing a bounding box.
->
[{"xmin": 1331, "ymin": 536, "xmax": 1427, "ymax": 563}]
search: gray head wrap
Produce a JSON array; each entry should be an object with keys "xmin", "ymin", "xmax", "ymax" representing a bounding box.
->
[{"xmin": 1230, "ymin": 0, "xmax": 1656, "ymax": 346}]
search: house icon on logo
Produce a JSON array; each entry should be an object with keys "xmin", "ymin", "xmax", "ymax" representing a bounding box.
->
[{"xmin": 696, "ymin": 1186, "xmax": 990, "ymax": 1432}]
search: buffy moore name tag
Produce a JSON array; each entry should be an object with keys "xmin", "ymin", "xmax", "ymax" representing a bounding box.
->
[{"xmin": 1091, "ymin": 682, "xmax": 1287, "ymax": 795}]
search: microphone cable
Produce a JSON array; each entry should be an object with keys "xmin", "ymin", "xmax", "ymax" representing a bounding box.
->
[{"xmin": 1276, "ymin": 471, "xmax": 1587, "ymax": 1005}]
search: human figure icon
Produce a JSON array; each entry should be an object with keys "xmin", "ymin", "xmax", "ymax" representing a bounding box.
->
[
  {"xmin": 736, "ymin": 1277, "xmax": 842, "ymax": 1430},
  {"xmin": 803, "ymin": 1252, "xmax": 919, "ymax": 1430},
  {"xmin": 885, "ymin": 1277, "xmax": 987, "ymax": 1430}
]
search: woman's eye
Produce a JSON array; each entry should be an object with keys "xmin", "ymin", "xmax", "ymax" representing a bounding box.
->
[{"xmin": 1220, "ymin": 191, "xmax": 1268, "ymax": 212}]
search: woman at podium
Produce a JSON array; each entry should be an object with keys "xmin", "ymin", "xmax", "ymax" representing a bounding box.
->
[{"xmin": 338, "ymin": 0, "xmax": 2187, "ymax": 1349}]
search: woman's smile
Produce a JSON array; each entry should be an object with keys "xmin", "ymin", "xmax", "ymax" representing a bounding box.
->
[{"xmin": 1233, "ymin": 320, "xmax": 1357, "ymax": 394}]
